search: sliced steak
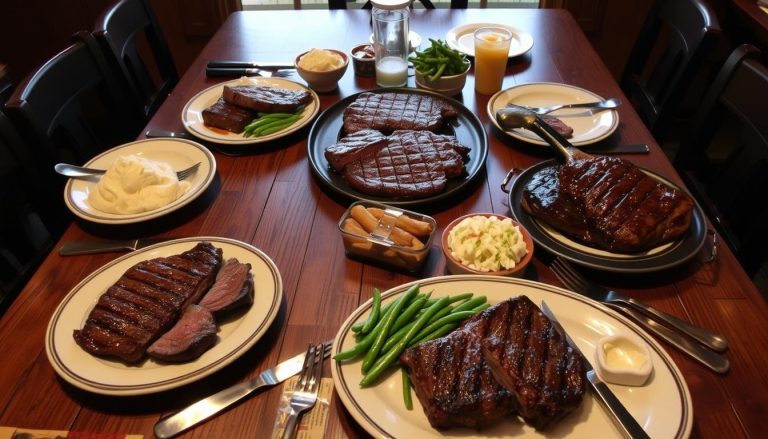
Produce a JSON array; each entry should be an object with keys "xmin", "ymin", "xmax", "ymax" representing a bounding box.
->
[
  {"xmin": 540, "ymin": 115, "xmax": 574, "ymax": 138},
  {"xmin": 202, "ymin": 97, "xmax": 256, "ymax": 133},
  {"xmin": 222, "ymin": 85, "xmax": 312, "ymax": 113},
  {"xmin": 198, "ymin": 258, "xmax": 254, "ymax": 314},
  {"xmin": 73, "ymin": 242, "xmax": 223, "ymax": 363},
  {"xmin": 324, "ymin": 129, "xmax": 388, "ymax": 171},
  {"xmin": 342, "ymin": 92, "xmax": 458, "ymax": 134},
  {"xmin": 480, "ymin": 296, "xmax": 587, "ymax": 430},
  {"xmin": 522, "ymin": 156, "xmax": 694, "ymax": 252},
  {"xmin": 342, "ymin": 130, "xmax": 470, "ymax": 199},
  {"xmin": 147, "ymin": 304, "xmax": 218, "ymax": 362},
  {"xmin": 399, "ymin": 306, "xmax": 518, "ymax": 429}
]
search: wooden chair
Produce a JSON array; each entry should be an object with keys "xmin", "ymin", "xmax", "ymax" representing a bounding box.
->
[
  {"xmin": 620, "ymin": 0, "xmax": 721, "ymax": 139},
  {"xmin": 94, "ymin": 0, "xmax": 178, "ymax": 122},
  {"xmin": 674, "ymin": 44, "xmax": 768, "ymax": 276}
]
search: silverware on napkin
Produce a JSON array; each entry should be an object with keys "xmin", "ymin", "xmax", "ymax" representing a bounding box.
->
[
  {"xmin": 540, "ymin": 301, "xmax": 650, "ymax": 439},
  {"xmin": 153, "ymin": 342, "xmax": 332, "ymax": 439},
  {"xmin": 59, "ymin": 238, "xmax": 170, "ymax": 256}
]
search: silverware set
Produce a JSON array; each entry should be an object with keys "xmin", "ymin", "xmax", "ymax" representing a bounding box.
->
[
  {"xmin": 54, "ymin": 162, "xmax": 200, "ymax": 180},
  {"xmin": 205, "ymin": 60, "xmax": 296, "ymax": 78}
]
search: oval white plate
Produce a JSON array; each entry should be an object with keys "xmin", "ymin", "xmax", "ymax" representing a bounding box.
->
[
  {"xmin": 332, "ymin": 276, "xmax": 692, "ymax": 439},
  {"xmin": 446, "ymin": 22, "xmax": 533, "ymax": 58},
  {"xmin": 488, "ymin": 82, "xmax": 620, "ymax": 146},
  {"xmin": 64, "ymin": 138, "xmax": 216, "ymax": 225},
  {"xmin": 45, "ymin": 237, "xmax": 283, "ymax": 396},
  {"xmin": 182, "ymin": 77, "xmax": 319, "ymax": 145}
]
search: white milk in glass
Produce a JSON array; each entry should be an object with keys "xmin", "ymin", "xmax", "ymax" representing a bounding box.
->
[{"xmin": 376, "ymin": 56, "xmax": 408, "ymax": 87}]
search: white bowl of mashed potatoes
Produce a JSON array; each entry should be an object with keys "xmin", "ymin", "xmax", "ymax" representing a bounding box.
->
[
  {"xmin": 295, "ymin": 48, "xmax": 349, "ymax": 92},
  {"xmin": 442, "ymin": 213, "xmax": 534, "ymax": 277}
]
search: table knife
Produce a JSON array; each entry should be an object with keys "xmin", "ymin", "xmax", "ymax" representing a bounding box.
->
[
  {"xmin": 59, "ymin": 238, "xmax": 169, "ymax": 256},
  {"xmin": 207, "ymin": 60, "xmax": 295, "ymax": 69},
  {"xmin": 540, "ymin": 301, "xmax": 650, "ymax": 439},
  {"xmin": 582, "ymin": 144, "xmax": 650, "ymax": 154},
  {"xmin": 153, "ymin": 342, "xmax": 332, "ymax": 439},
  {"xmin": 206, "ymin": 67, "xmax": 292, "ymax": 77}
]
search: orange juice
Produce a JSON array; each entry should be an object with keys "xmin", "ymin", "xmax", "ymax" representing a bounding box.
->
[{"xmin": 474, "ymin": 28, "xmax": 512, "ymax": 95}]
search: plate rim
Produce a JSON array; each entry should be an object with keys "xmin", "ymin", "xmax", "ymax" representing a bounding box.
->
[
  {"xmin": 181, "ymin": 77, "xmax": 320, "ymax": 145},
  {"xmin": 507, "ymin": 159, "xmax": 707, "ymax": 273},
  {"xmin": 44, "ymin": 236, "xmax": 283, "ymax": 396},
  {"xmin": 331, "ymin": 275, "xmax": 693, "ymax": 439},
  {"xmin": 487, "ymin": 82, "xmax": 620, "ymax": 146},
  {"xmin": 445, "ymin": 22, "xmax": 534, "ymax": 58},
  {"xmin": 63, "ymin": 138, "xmax": 216, "ymax": 225},
  {"xmin": 306, "ymin": 87, "xmax": 488, "ymax": 207}
]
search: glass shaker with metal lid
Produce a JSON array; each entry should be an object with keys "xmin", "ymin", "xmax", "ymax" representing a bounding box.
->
[{"xmin": 371, "ymin": 0, "xmax": 410, "ymax": 87}]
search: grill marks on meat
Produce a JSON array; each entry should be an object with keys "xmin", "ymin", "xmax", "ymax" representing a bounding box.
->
[
  {"xmin": 198, "ymin": 258, "xmax": 254, "ymax": 314},
  {"xmin": 480, "ymin": 296, "xmax": 587, "ymax": 430},
  {"xmin": 400, "ymin": 296, "xmax": 586, "ymax": 430},
  {"xmin": 222, "ymin": 85, "xmax": 311, "ymax": 113},
  {"xmin": 202, "ymin": 98, "xmax": 256, "ymax": 133},
  {"xmin": 73, "ymin": 242, "xmax": 223, "ymax": 363},
  {"xmin": 147, "ymin": 304, "xmax": 218, "ymax": 362},
  {"xmin": 331, "ymin": 130, "xmax": 470, "ymax": 199},
  {"xmin": 343, "ymin": 92, "xmax": 458, "ymax": 134},
  {"xmin": 324, "ymin": 129, "xmax": 388, "ymax": 171},
  {"xmin": 522, "ymin": 156, "xmax": 694, "ymax": 252}
]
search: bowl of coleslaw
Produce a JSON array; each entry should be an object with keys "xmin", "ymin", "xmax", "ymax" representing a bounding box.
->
[{"xmin": 441, "ymin": 213, "xmax": 534, "ymax": 277}]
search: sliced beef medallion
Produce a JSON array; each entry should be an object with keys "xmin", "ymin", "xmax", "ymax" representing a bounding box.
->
[
  {"xmin": 73, "ymin": 242, "xmax": 223, "ymax": 363},
  {"xmin": 222, "ymin": 85, "xmax": 312, "ymax": 113},
  {"xmin": 147, "ymin": 304, "xmax": 218, "ymax": 362},
  {"xmin": 324, "ymin": 129, "xmax": 389, "ymax": 171},
  {"xmin": 540, "ymin": 115, "xmax": 574, "ymax": 138},
  {"xmin": 202, "ymin": 97, "xmax": 256, "ymax": 133},
  {"xmin": 342, "ymin": 92, "xmax": 457, "ymax": 134},
  {"xmin": 198, "ymin": 258, "xmax": 254, "ymax": 314}
]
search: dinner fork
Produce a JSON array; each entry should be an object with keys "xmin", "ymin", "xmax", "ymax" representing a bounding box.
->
[
  {"xmin": 54, "ymin": 162, "xmax": 201, "ymax": 181},
  {"xmin": 550, "ymin": 257, "xmax": 728, "ymax": 351},
  {"xmin": 281, "ymin": 343, "xmax": 323, "ymax": 439},
  {"xmin": 522, "ymin": 97, "xmax": 621, "ymax": 115},
  {"xmin": 549, "ymin": 258, "xmax": 730, "ymax": 374}
]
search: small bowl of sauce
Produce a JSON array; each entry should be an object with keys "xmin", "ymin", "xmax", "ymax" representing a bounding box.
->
[{"xmin": 595, "ymin": 334, "xmax": 653, "ymax": 386}]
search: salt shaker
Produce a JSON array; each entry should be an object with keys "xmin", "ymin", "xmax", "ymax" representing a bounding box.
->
[{"xmin": 371, "ymin": 0, "xmax": 410, "ymax": 87}]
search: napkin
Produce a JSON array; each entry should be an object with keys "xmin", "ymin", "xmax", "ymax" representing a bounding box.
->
[{"xmin": 0, "ymin": 427, "xmax": 143, "ymax": 439}]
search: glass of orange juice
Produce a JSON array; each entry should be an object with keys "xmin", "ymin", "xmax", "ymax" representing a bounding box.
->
[{"xmin": 473, "ymin": 27, "xmax": 512, "ymax": 95}]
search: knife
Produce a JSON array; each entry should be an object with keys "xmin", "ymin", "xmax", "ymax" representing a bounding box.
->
[
  {"xmin": 207, "ymin": 60, "xmax": 295, "ymax": 70},
  {"xmin": 540, "ymin": 301, "xmax": 650, "ymax": 439},
  {"xmin": 581, "ymin": 144, "xmax": 650, "ymax": 154},
  {"xmin": 206, "ymin": 67, "xmax": 293, "ymax": 77},
  {"xmin": 59, "ymin": 238, "xmax": 169, "ymax": 256},
  {"xmin": 153, "ymin": 342, "xmax": 332, "ymax": 439}
]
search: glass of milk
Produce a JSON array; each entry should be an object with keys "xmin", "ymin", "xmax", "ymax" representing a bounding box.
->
[{"xmin": 371, "ymin": 0, "xmax": 410, "ymax": 87}]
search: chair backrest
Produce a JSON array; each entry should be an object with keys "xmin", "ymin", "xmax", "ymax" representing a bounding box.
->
[
  {"xmin": 3, "ymin": 31, "xmax": 143, "ymax": 192},
  {"xmin": 94, "ymin": 0, "xmax": 178, "ymax": 121},
  {"xmin": 620, "ymin": 0, "xmax": 721, "ymax": 138},
  {"xmin": 674, "ymin": 44, "xmax": 768, "ymax": 275}
]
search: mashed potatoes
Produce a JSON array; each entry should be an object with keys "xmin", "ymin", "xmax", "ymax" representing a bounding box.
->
[
  {"xmin": 298, "ymin": 49, "xmax": 345, "ymax": 71},
  {"xmin": 88, "ymin": 155, "xmax": 191, "ymax": 214},
  {"xmin": 447, "ymin": 215, "xmax": 528, "ymax": 272}
]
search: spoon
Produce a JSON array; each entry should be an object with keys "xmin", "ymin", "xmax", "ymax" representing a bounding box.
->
[
  {"xmin": 496, "ymin": 105, "xmax": 586, "ymax": 162},
  {"xmin": 517, "ymin": 97, "xmax": 622, "ymax": 115}
]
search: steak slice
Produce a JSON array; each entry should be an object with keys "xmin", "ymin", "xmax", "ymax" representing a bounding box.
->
[
  {"xmin": 522, "ymin": 156, "xmax": 694, "ymax": 252},
  {"xmin": 480, "ymin": 296, "xmax": 587, "ymax": 430},
  {"xmin": 540, "ymin": 115, "xmax": 574, "ymax": 138},
  {"xmin": 198, "ymin": 258, "xmax": 254, "ymax": 314},
  {"xmin": 343, "ymin": 92, "xmax": 458, "ymax": 134},
  {"xmin": 324, "ymin": 129, "xmax": 389, "ymax": 171},
  {"xmin": 342, "ymin": 130, "xmax": 470, "ymax": 199},
  {"xmin": 222, "ymin": 85, "xmax": 312, "ymax": 113},
  {"xmin": 147, "ymin": 304, "xmax": 218, "ymax": 362},
  {"xmin": 73, "ymin": 242, "xmax": 223, "ymax": 363},
  {"xmin": 399, "ymin": 306, "xmax": 518, "ymax": 429},
  {"xmin": 202, "ymin": 97, "xmax": 256, "ymax": 133}
]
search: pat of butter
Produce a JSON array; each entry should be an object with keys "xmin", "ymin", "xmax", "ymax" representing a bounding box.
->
[{"xmin": 595, "ymin": 334, "xmax": 653, "ymax": 386}]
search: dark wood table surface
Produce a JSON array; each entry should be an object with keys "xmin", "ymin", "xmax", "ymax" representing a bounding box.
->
[{"xmin": 1, "ymin": 8, "xmax": 766, "ymax": 439}]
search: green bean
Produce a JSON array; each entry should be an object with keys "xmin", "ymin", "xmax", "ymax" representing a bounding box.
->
[
  {"xmin": 359, "ymin": 288, "xmax": 382, "ymax": 335},
  {"xmin": 451, "ymin": 295, "xmax": 487, "ymax": 313},
  {"xmin": 353, "ymin": 300, "xmax": 395, "ymax": 333},
  {"xmin": 333, "ymin": 297, "xmax": 400, "ymax": 361},
  {"xmin": 402, "ymin": 368, "xmax": 413, "ymax": 410},
  {"xmin": 409, "ymin": 310, "xmax": 476, "ymax": 345},
  {"xmin": 250, "ymin": 114, "xmax": 301, "ymax": 136},
  {"xmin": 361, "ymin": 285, "xmax": 420, "ymax": 373},
  {"xmin": 360, "ymin": 296, "xmax": 449, "ymax": 387},
  {"xmin": 411, "ymin": 322, "xmax": 460, "ymax": 345}
]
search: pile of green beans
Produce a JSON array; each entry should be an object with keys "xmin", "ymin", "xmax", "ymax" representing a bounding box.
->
[
  {"xmin": 334, "ymin": 285, "xmax": 488, "ymax": 388},
  {"xmin": 408, "ymin": 39, "xmax": 470, "ymax": 82},
  {"xmin": 242, "ymin": 107, "xmax": 304, "ymax": 137}
]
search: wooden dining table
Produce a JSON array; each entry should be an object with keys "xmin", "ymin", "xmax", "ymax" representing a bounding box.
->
[{"xmin": 1, "ymin": 7, "xmax": 766, "ymax": 439}]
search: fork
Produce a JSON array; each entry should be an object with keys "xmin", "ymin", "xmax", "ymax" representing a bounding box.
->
[
  {"xmin": 205, "ymin": 67, "xmax": 294, "ymax": 78},
  {"xmin": 520, "ymin": 97, "xmax": 621, "ymax": 115},
  {"xmin": 549, "ymin": 258, "xmax": 730, "ymax": 373},
  {"xmin": 550, "ymin": 257, "xmax": 728, "ymax": 351},
  {"xmin": 54, "ymin": 162, "xmax": 201, "ymax": 181},
  {"xmin": 281, "ymin": 343, "xmax": 323, "ymax": 439}
]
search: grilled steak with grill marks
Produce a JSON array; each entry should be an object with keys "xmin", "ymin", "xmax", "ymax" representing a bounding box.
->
[
  {"xmin": 202, "ymin": 97, "xmax": 256, "ymax": 133},
  {"xmin": 324, "ymin": 129, "xmax": 389, "ymax": 171},
  {"xmin": 223, "ymin": 85, "xmax": 312, "ymax": 113},
  {"xmin": 73, "ymin": 242, "xmax": 223, "ymax": 363},
  {"xmin": 522, "ymin": 156, "xmax": 694, "ymax": 252},
  {"xmin": 481, "ymin": 296, "xmax": 587, "ymax": 430},
  {"xmin": 343, "ymin": 92, "xmax": 458, "ymax": 134}
]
